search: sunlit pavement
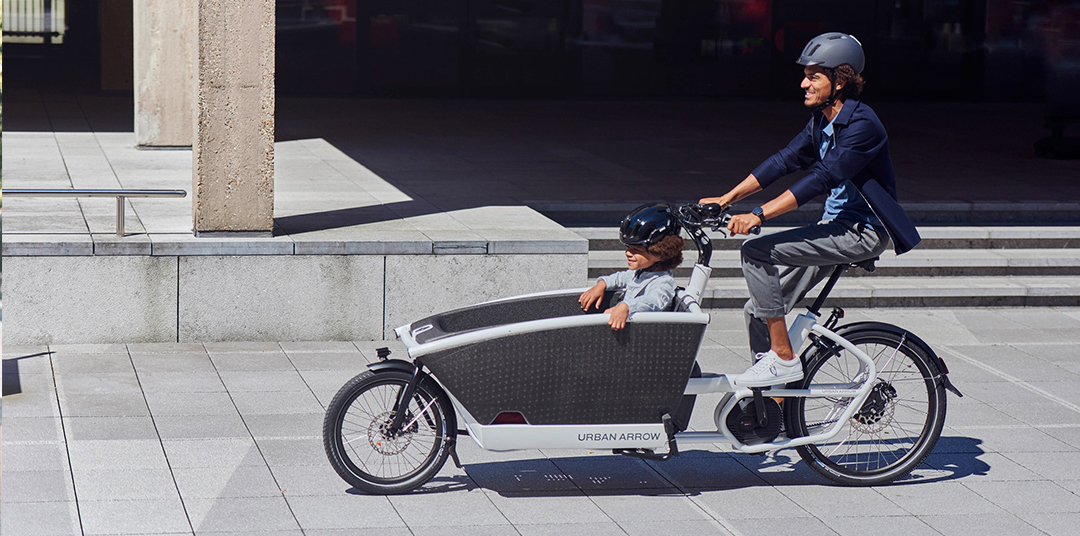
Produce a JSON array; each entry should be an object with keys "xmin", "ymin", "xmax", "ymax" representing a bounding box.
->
[{"xmin": 3, "ymin": 306, "xmax": 1080, "ymax": 536}]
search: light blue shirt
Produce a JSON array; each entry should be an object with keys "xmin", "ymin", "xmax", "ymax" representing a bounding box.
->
[
  {"xmin": 819, "ymin": 114, "xmax": 881, "ymax": 229},
  {"xmin": 597, "ymin": 269, "xmax": 677, "ymax": 314}
]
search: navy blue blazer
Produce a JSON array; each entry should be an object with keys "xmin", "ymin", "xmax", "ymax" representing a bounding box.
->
[{"xmin": 751, "ymin": 99, "xmax": 921, "ymax": 255}]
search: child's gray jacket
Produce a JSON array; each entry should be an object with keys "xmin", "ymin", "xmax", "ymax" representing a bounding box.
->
[{"xmin": 598, "ymin": 269, "xmax": 677, "ymax": 314}]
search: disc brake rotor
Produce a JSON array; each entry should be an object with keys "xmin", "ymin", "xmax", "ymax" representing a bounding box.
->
[
  {"xmin": 367, "ymin": 411, "xmax": 415, "ymax": 455},
  {"xmin": 851, "ymin": 382, "xmax": 898, "ymax": 434}
]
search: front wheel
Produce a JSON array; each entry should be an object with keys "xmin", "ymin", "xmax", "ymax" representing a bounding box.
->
[
  {"xmin": 786, "ymin": 329, "xmax": 947, "ymax": 486},
  {"xmin": 323, "ymin": 369, "xmax": 454, "ymax": 494}
]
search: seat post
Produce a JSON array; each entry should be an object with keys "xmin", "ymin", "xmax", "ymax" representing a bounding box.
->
[{"xmin": 807, "ymin": 264, "xmax": 848, "ymax": 316}]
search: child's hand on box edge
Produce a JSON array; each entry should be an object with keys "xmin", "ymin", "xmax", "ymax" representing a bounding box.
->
[{"xmin": 605, "ymin": 303, "xmax": 630, "ymax": 330}]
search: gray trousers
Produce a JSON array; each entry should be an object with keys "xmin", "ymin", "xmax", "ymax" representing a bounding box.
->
[{"xmin": 742, "ymin": 220, "xmax": 889, "ymax": 358}]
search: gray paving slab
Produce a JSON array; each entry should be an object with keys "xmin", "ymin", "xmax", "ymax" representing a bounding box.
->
[
  {"xmin": 255, "ymin": 438, "xmax": 328, "ymax": 467},
  {"xmin": 58, "ymin": 392, "xmax": 151, "ymax": 418},
  {"xmin": 67, "ymin": 440, "xmax": 171, "ymax": 471},
  {"xmin": 389, "ymin": 488, "xmax": 513, "ymax": 527},
  {"xmin": 3, "ymin": 470, "xmax": 78, "ymax": 503},
  {"xmin": 51, "ymin": 353, "xmax": 136, "ymax": 375},
  {"xmin": 160, "ymin": 439, "xmax": 266, "ymax": 469},
  {"xmin": 153, "ymin": 413, "xmax": 251, "ymax": 440},
  {"xmin": 283, "ymin": 352, "xmax": 369, "ymax": 371},
  {"xmin": 922, "ymin": 451, "xmax": 1037, "ymax": 482},
  {"xmin": 131, "ymin": 353, "xmax": 217, "ymax": 374},
  {"xmin": 203, "ymin": 341, "xmax": 285, "ymax": 353},
  {"xmin": 143, "ymin": 391, "xmax": 240, "ymax": 416},
  {"xmin": 62, "ymin": 416, "xmax": 160, "ymax": 441},
  {"xmin": 1038, "ymin": 425, "xmax": 1080, "ymax": 448},
  {"xmin": 184, "ymin": 497, "xmax": 301, "ymax": 533},
  {"xmin": 2, "ymin": 416, "xmax": 66, "ymax": 443},
  {"xmin": 3, "ymin": 442, "xmax": 70, "ymax": 472},
  {"xmin": 688, "ymin": 485, "xmax": 807, "ymax": 520},
  {"xmin": 875, "ymin": 481, "xmax": 1007, "ymax": 516},
  {"xmin": 819, "ymin": 516, "xmax": 939, "ymax": 536},
  {"xmin": 1005, "ymin": 451, "xmax": 1080, "ymax": 480},
  {"xmin": 54, "ymin": 373, "xmax": 144, "ymax": 396},
  {"xmin": 78, "ymin": 498, "xmax": 192, "ymax": 535},
  {"xmin": 137, "ymin": 371, "xmax": 228, "ymax": 393},
  {"xmin": 241, "ymin": 413, "xmax": 324, "ymax": 439},
  {"xmin": 270, "ymin": 463, "xmax": 354, "ymax": 497},
  {"xmin": 207, "ymin": 352, "xmax": 296, "ymax": 372},
  {"xmin": 920, "ymin": 513, "xmax": 1044, "ymax": 536},
  {"xmin": 723, "ymin": 516, "xmax": 839, "ymax": 536},
  {"xmin": 230, "ymin": 393, "xmax": 323, "ymax": 419},
  {"xmin": 71, "ymin": 468, "xmax": 182, "ymax": 501},
  {"xmin": 0, "ymin": 501, "xmax": 83, "ymax": 536},
  {"xmin": 285, "ymin": 494, "xmax": 407, "ymax": 530},
  {"xmin": 411, "ymin": 526, "xmax": 522, "ymax": 536},
  {"xmin": 218, "ymin": 371, "xmax": 312, "ymax": 393},
  {"xmin": 1014, "ymin": 512, "xmax": 1080, "ymax": 536}
]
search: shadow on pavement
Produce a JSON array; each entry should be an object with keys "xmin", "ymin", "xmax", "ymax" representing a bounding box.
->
[{"xmin": 2, "ymin": 352, "xmax": 53, "ymax": 396}]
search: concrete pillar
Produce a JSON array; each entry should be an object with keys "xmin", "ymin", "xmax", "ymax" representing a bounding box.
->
[
  {"xmin": 192, "ymin": 0, "xmax": 275, "ymax": 234},
  {"xmin": 133, "ymin": 0, "xmax": 195, "ymax": 146}
]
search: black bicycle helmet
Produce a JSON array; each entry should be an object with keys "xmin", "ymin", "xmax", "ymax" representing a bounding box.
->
[
  {"xmin": 796, "ymin": 32, "xmax": 865, "ymax": 74},
  {"xmin": 620, "ymin": 203, "xmax": 680, "ymax": 247}
]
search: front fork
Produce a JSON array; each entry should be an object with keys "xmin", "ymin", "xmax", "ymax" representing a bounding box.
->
[
  {"xmin": 380, "ymin": 353, "xmax": 464, "ymax": 468},
  {"xmin": 388, "ymin": 363, "xmax": 426, "ymax": 435}
]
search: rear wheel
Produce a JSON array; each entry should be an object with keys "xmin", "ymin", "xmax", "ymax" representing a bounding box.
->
[
  {"xmin": 323, "ymin": 369, "xmax": 453, "ymax": 494},
  {"xmin": 786, "ymin": 329, "xmax": 947, "ymax": 486}
]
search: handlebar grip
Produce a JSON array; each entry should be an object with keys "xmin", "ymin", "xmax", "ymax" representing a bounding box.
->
[{"xmin": 749, "ymin": 225, "xmax": 761, "ymax": 235}]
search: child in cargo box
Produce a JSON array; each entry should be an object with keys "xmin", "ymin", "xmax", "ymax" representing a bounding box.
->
[{"xmin": 579, "ymin": 204, "xmax": 685, "ymax": 330}]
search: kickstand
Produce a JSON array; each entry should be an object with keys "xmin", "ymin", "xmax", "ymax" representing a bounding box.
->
[
  {"xmin": 447, "ymin": 437, "xmax": 463, "ymax": 469},
  {"xmin": 613, "ymin": 413, "xmax": 680, "ymax": 462}
]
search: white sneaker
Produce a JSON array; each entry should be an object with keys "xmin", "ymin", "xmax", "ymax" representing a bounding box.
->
[{"xmin": 731, "ymin": 350, "xmax": 803, "ymax": 388}]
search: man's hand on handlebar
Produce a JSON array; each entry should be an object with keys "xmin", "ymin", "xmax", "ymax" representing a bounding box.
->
[
  {"xmin": 698, "ymin": 195, "xmax": 732, "ymax": 208},
  {"xmin": 727, "ymin": 213, "xmax": 763, "ymax": 236}
]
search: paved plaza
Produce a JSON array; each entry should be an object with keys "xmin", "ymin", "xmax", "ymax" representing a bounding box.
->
[{"xmin": 4, "ymin": 306, "xmax": 1080, "ymax": 536}]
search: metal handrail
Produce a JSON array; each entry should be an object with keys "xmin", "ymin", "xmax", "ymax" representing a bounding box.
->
[{"xmin": 3, "ymin": 189, "xmax": 188, "ymax": 237}]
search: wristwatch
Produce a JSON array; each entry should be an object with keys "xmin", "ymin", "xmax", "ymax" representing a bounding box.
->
[{"xmin": 751, "ymin": 207, "xmax": 766, "ymax": 224}]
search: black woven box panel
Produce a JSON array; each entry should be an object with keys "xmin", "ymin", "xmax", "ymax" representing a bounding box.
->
[
  {"xmin": 420, "ymin": 322, "xmax": 705, "ymax": 425},
  {"xmin": 411, "ymin": 292, "xmax": 617, "ymax": 345}
]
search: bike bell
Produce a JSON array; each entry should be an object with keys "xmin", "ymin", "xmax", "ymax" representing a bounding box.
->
[{"xmin": 620, "ymin": 203, "xmax": 680, "ymax": 247}]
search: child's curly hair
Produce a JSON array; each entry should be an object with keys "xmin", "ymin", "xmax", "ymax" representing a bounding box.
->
[{"xmin": 647, "ymin": 234, "xmax": 685, "ymax": 272}]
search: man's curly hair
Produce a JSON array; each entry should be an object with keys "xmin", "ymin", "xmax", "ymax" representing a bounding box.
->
[
  {"xmin": 833, "ymin": 64, "xmax": 865, "ymax": 100},
  {"xmin": 647, "ymin": 234, "xmax": 685, "ymax": 272}
]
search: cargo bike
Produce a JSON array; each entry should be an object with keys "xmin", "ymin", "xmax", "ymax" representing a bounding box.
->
[{"xmin": 323, "ymin": 203, "xmax": 962, "ymax": 494}]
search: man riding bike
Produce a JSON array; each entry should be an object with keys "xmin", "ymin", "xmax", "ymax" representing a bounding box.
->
[{"xmin": 700, "ymin": 32, "xmax": 921, "ymax": 388}]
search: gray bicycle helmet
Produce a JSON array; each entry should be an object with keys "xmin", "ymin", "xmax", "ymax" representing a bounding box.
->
[
  {"xmin": 620, "ymin": 203, "xmax": 680, "ymax": 247},
  {"xmin": 796, "ymin": 32, "xmax": 865, "ymax": 74}
]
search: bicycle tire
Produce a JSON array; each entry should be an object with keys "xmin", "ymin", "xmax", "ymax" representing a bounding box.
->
[
  {"xmin": 322, "ymin": 369, "xmax": 454, "ymax": 494},
  {"xmin": 786, "ymin": 328, "xmax": 947, "ymax": 486}
]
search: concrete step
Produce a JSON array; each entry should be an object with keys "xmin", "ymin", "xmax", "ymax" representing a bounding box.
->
[
  {"xmin": 589, "ymin": 248, "xmax": 1080, "ymax": 278},
  {"xmin": 575, "ymin": 226, "xmax": 1080, "ymax": 251},
  {"xmin": 678, "ymin": 275, "xmax": 1080, "ymax": 308},
  {"xmin": 537, "ymin": 202, "xmax": 1080, "ymax": 227}
]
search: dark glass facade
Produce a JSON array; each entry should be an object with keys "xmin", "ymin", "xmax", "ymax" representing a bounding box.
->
[
  {"xmin": 5, "ymin": 0, "xmax": 1077, "ymax": 101},
  {"xmin": 270, "ymin": 0, "xmax": 1079, "ymax": 100}
]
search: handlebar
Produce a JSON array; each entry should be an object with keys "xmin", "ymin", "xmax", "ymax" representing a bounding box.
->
[
  {"xmin": 676, "ymin": 203, "xmax": 761, "ymax": 236},
  {"xmin": 672, "ymin": 203, "xmax": 761, "ymax": 268}
]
